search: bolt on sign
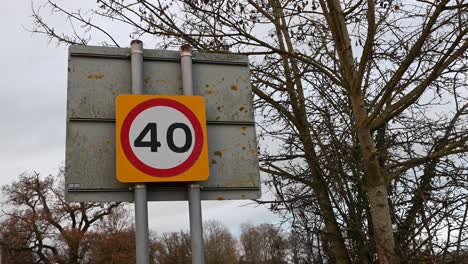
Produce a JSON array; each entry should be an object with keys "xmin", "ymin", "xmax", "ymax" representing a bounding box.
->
[
  {"xmin": 65, "ymin": 45, "xmax": 260, "ymax": 202},
  {"xmin": 116, "ymin": 95, "xmax": 209, "ymax": 182}
]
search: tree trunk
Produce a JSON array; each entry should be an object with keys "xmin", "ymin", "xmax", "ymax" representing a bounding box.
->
[
  {"xmin": 304, "ymin": 154, "xmax": 352, "ymax": 264},
  {"xmin": 350, "ymin": 92, "xmax": 399, "ymax": 264},
  {"xmin": 268, "ymin": 1, "xmax": 352, "ymax": 261},
  {"xmin": 66, "ymin": 235, "xmax": 81, "ymax": 264},
  {"xmin": 319, "ymin": 0, "xmax": 398, "ymax": 260}
]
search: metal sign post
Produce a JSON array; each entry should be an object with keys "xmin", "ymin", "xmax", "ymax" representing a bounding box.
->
[
  {"xmin": 130, "ymin": 40, "xmax": 150, "ymax": 264},
  {"xmin": 181, "ymin": 44, "xmax": 205, "ymax": 264}
]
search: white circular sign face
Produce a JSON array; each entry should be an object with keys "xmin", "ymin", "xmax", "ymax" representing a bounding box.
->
[{"xmin": 128, "ymin": 106, "xmax": 195, "ymax": 169}]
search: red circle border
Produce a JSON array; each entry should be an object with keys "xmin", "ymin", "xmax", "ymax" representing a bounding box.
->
[{"xmin": 121, "ymin": 98, "xmax": 204, "ymax": 177}]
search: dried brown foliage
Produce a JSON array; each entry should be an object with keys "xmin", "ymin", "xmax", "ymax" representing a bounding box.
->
[{"xmin": 0, "ymin": 171, "xmax": 121, "ymax": 263}]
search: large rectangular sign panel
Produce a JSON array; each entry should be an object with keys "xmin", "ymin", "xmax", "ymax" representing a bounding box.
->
[{"xmin": 65, "ymin": 45, "xmax": 260, "ymax": 202}]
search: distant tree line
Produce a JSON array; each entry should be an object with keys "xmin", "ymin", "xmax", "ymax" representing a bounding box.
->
[
  {"xmin": 0, "ymin": 171, "xmax": 305, "ymax": 264},
  {"xmin": 3, "ymin": 172, "xmax": 467, "ymax": 264},
  {"xmin": 2, "ymin": 170, "xmax": 467, "ymax": 264}
]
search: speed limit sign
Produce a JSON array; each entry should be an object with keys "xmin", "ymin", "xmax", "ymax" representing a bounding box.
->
[{"xmin": 116, "ymin": 95, "xmax": 209, "ymax": 183}]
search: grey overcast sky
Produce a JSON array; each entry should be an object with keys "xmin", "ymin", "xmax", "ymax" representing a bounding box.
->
[{"xmin": 0, "ymin": 1, "xmax": 279, "ymax": 234}]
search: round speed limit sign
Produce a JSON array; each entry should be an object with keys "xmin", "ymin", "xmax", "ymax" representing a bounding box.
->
[{"xmin": 116, "ymin": 95, "xmax": 209, "ymax": 183}]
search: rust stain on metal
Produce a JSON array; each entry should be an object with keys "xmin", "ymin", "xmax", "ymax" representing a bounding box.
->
[
  {"xmin": 230, "ymin": 85, "xmax": 239, "ymax": 91},
  {"xmin": 203, "ymin": 84, "xmax": 217, "ymax": 96},
  {"xmin": 211, "ymin": 159, "xmax": 217, "ymax": 164},
  {"xmin": 144, "ymin": 76, "xmax": 151, "ymax": 85},
  {"xmin": 249, "ymin": 178, "xmax": 256, "ymax": 186},
  {"xmin": 214, "ymin": 151, "xmax": 223, "ymax": 158},
  {"xmin": 87, "ymin": 74, "xmax": 104, "ymax": 80},
  {"xmin": 241, "ymin": 126, "xmax": 247, "ymax": 135},
  {"xmin": 216, "ymin": 196, "xmax": 225, "ymax": 200},
  {"xmin": 239, "ymin": 106, "xmax": 245, "ymax": 111},
  {"xmin": 181, "ymin": 44, "xmax": 192, "ymax": 52}
]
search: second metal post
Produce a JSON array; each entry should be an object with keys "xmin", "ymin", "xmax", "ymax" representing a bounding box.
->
[{"xmin": 180, "ymin": 44, "xmax": 205, "ymax": 264}]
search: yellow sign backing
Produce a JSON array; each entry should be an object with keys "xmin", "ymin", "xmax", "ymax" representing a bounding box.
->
[{"xmin": 116, "ymin": 95, "xmax": 209, "ymax": 183}]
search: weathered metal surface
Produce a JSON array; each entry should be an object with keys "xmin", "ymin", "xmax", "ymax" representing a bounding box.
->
[{"xmin": 65, "ymin": 45, "xmax": 260, "ymax": 202}]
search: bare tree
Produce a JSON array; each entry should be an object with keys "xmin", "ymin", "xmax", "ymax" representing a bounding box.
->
[
  {"xmin": 239, "ymin": 223, "xmax": 288, "ymax": 264},
  {"xmin": 83, "ymin": 208, "xmax": 150, "ymax": 264},
  {"xmin": 203, "ymin": 220, "xmax": 239, "ymax": 264},
  {"xmin": 87, "ymin": 228, "xmax": 137, "ymax": 264},
  {"xmin": 30, "ymin": 0, "xmax": 468, "ymax": 263},
  {"xmin": 154, "ymin": 230, "xmax": 192, "ymax": 263},
  {"xmin": 0, "ymin": 171, "xmax": 121, "ymax": 263},
  {"xmin": 0, "ymin": 221, "xmax": 35, "ymax": 264}
]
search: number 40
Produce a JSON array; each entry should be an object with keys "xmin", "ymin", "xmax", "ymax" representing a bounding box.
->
[{"xmin": 134, "ymin": 123, "xmax": 192, "ymax": 153}]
